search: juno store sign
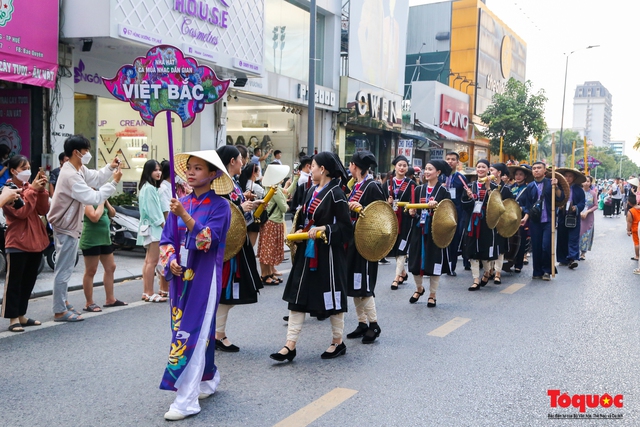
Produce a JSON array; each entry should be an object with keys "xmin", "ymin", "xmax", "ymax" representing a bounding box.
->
[{"xmin": 440, "ymin": 94, "xmax": 469, "ymax": 140}]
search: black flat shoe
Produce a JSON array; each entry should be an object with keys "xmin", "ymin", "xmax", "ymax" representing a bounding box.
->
[
  {"xmin": 409, "ymin": 288, "xmax": 425, "ymax": 304},
  {"xmin": 447, "ymin": 271, "xmax": 457, "ymax": 276},
  {"xmin": 398, "ymin": 273, "xmax": 409, "ymax": 284},
  {"xmin": 261, "ymin": 275, "xmax": 278, "ymax": 286},
  {"xmin": 479, "ymin": 275, "xmax": 490, "ymax": 287},
  {"xmin": 321, "ymin": 342, "xmax": 347, "ymax": 359},
  {"xmin": 514, "ymin": 268, "xmax": 521, "ymax": 273},
  {"xmin": 283, "ymin": 315, "xmax": 289, "ymax": 321},
  {"xmin": 270, "ymin": 346, "xmax": 296, "ymax": 362},
  {"xmin": 346, "ymin": 322, "xmax": 368, "ymax": 339},
  {"xmin": 390, "ymin": 280, "xmax": 399, "ymax": 290},
  {"xmin": 270, "ymin": 274, "xmax": 283, "ymax": 284},
  {"xmin": 362, "ymin": 323, "xmax": 381, "ymax": 344},
  {"xmin": 494, "ymin": 275, "xmax": 501, "ymax": 285},
  {"xmin": 468, "ymin": 282, "xmax": 481, "ymax": 291},
  {"xmin": 215, "ymin": 337, "xmax": 240, "ymax": 352},
  {"xmin": 427, "ymin": 297, "xmax": 436, "ymax": 308}
]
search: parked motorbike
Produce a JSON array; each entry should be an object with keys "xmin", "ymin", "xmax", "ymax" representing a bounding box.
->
[{"xmin": 111, "ymin": 205, "xmax": 140, "ymax": 249}]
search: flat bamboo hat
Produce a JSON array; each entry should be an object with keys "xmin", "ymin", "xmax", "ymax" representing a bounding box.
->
[
  {"xmin": 431, "ymin": 199, "xmax": 458, "ymax": 249},
  {"xmin": 508, "ymin": 165, "xmax": 533, "ymax": 183},
  {"xmin": 555, "ymin": 167, "xmax": 587, "ymax": 186},
  {"xmin": 486, "ymin": 190, "xmax": 506, "ymax": 229},
  {"xmin": 175, "ymin": 150, "xmax": 235, "ymax": 195},
  {"xmin": 224, "ymin": 200, "xmax": 247, "ymax": 262},
  {"xmin": 262, "ymin": 164, "xmax": 290, "ymax": 187},
  {"xmin": 354, "ymin": 201, "xmax": 398, "ymax": 261},
  {"xmin": 496, "ymin": 199, "xmax": 522, "ymax": 238},
  {"xmin": 545, "ymin": 169, "xmax": 570, "ymax": 206}
]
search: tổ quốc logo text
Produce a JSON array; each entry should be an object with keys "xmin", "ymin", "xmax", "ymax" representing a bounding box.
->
[{"xmin": 548, "ymin": 390, "xmax": 623, "ymax": 413}]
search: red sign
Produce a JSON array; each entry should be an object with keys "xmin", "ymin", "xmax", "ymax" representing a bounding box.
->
[{"xmin": 440, "ymin": 95, "xmax": 469, "ymax": 139}]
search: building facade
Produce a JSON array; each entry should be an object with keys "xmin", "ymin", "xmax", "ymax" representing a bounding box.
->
[
  {"xmin": 609, "ymin": 140, "xmax": 624, "ymax": 157},
  {"xmin": 572, "ymin": 81, "xmax": 612, "ymax": 148}
]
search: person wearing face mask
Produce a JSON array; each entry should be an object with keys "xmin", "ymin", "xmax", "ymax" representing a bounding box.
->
[
  {"xmin": 1, "ymin": 155, "xmax": 49, "ymax": 332},
  {"xmin": 48, "ymin": 135, "xmax": 122, "ymax": 322}
]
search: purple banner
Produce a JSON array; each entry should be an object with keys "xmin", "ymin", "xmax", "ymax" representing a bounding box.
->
[
  {"xmin": 0, "ymin": 89, "xmax": 31, "ymax": 158},
  {"xmin": 0, "ymin": 0, "xmax": 59, "ymax": 89}
]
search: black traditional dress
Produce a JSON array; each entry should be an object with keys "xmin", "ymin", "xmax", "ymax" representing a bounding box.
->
[
  {"xmin": 346, "ymin": 178, "xmax": 385, "ymax": 297},
  {"xmin": 220, "ymin": 180, "xmax": 263, "ymax": 305},
  {"xmin": 383, "ymin": 177, "xmax": 417, "ymax": 257},
  {"xmin": 283, "ymin": 179, "xmax": 353, "ymax": 316},
  {"xmin": 408, "ymin": 182, "xmax": 452, "ymax": 276},
  {"xmin": 461, "ymin": 181, "xmax": 500, "ymax": 261}
]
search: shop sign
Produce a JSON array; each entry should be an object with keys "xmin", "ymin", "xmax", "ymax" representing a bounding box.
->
[
  {"xmin": 344, "ymin": 80, "xmax": 402, "ymax": 132},
  {"xmin": 430, "ymin": 149, "xmax": 444, "ymax": 160},
  {"xmin": 233, "ymin": 58, "xmax": 262, "ymax": 75},
  {"xmin": 439, "ymin": 95, "xmax": 469, "ymax": 139},
  {"xmin": 103, "ymin": 44, "xmax": 230, "ymax": 127},
  {"xmin": 0, "ymin": 89, "xmax": 30, "ymax": 157},
  {"xmin": 355, "ymin": 90, "xmax": 399, "ymax": 124},
  {"xmin": 297, "ymin": 84, "xmax": 336, "ymax": 107},
  {"xmin": 0, "ymin": 0, "xmax": 58, "ymax": 89},
  {"xmin": 398, "ymin": 139, "xmax": 413, "ymax": 162}
]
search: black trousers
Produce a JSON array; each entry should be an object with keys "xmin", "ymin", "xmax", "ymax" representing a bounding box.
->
[
  {"xmin": 613, "ymin": 199, "xmax": 622, "ymax": 215},
  {"xmin": 1, "ymin": 252, "xmax": 42, "ymax": 319}
]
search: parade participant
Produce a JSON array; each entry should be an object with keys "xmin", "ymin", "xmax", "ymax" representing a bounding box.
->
[
  {"xmin": 48, "ymin": 135, "xmax": 121, "ymax": 322},
  {"xmin": 158, "ymin": 150, "xmax": 233, "ymax": 421},
  {"xmin": 138, "ymin": 160, "xmax": 167, "ymax": 303},
  {"xmin": 505, "ymin": 165, "xmax": 532, "ymax": 273},
  {"xmin": 488, "ymin": 163, "xmax": 514, "ymax": 284},
  {"xmin": 462, "ymin": 159, "xmax": 500, "ymax": 291},
  {"xmin": 345, "ymin": 151, "xmax": 385, "ymax": 343},
  {"xmin": 580, "ymin": 175, "xmax": 598, "ymax": 260},
  {"xmin": 407, "ymin": 160, "xmax": 452, "ymax": 307},
  {"xmin": 383, "ymin": 155, "xmax": 416, "ymax": 290},
  {"xmin": 444, "ymin": 152, "xmax": 468, "ymax": 276},
  {"xmin": 556, "ymin": 168, "xmax": 586, "ymax": 270},
  {"xmin": 214, "ymin": 145, "xmax": 263, "ymax": 353},
  {"xmin": 1, "ymin": 156, "xmax": 49, "ymax": 332},
  {"xmin": 520, "ymin": 161, "xmax": 563, "ymax": 281},
  {"xmin": 271, "ymin": 152, "xmax": 353, "ymax": 362}
]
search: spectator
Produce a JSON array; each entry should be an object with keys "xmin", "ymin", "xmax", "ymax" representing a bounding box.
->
[
  {"xmin": 157, "ymin": 160, "xmax": 172, "ymax": 297},
  {"xmin": 137, "ymin": 159, "xmax": 167, "ymax": 302},
  {"xmin": 272, "ymin": 150, "xmax": 283, "ymax": 164},
  {"xmin": 239, "ymin": 163, "xmax": 264, "ymax": 247},
  {"xmin": 610, "ymin": 177, "xmax": 623, "ymax": 217},
  {"xmin": 48, "ymin": 152, "xmax": 69, "ymax": 195},
  {"xmin": 251, "ymin": 147, "xmax": 272, "ymax": 180},
  {"xmin": 48, "ymin": 135, "xmax": 121, "ymax": 322},
  {"xmin": 258, "ymin": 171, "xmax": 289, "ymax": 285},
  {"xmin": 0, "ymin": 144, "xmax": 12, "ymax": 186},
  {"xmin": 80, "ymin": 200, "xmax": 128, "ymax": 312},
  {"xmin": 1, "ymin": 155, "xmax": 49, "ymax": 332},
  {"xmin": 579, "ymin": 176, "xmax": 598, "ymax": 261}
]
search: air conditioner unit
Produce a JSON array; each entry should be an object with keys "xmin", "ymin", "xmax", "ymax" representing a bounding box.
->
[
  {"xmin": 58, "ymin": 43, "xmax": 73, "ymax": 68},
  {"xmin": 241, "ymin": 120, "xmax": 269, "ymax": 128}
]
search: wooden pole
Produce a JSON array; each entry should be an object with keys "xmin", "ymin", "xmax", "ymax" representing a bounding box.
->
[
  {"xmin": 571, "ymin": 140, "xmax": 576, "ymax": 168},
  {"xmin": 551, "ymin": 134, "xmax": 556, "ymax": 278},
  {"xmin": 584, "ymin": 136, "xmax": 589, "ymax": 175},
  {"xmin": 499, "ymin": 136, "xmax": 504, "ymax": 162},
  {"xmin": 529, "ymin": 141, "xmax": 533, "ymax": 164}
]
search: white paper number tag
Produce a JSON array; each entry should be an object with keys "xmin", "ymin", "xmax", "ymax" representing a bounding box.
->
[
  {"xmin": 324, "ymin": 292, "xmax": 335, "ymax": 310},
  {"xmin": 399, "ymin": 239, "xmax": 407, "ymax": 251},
  {"xmin": 354, "ymin": 273, "xmax": 362, "ymax": 290},
  {"xmin": 450, "ymin": 188, "xmax": 456, "ymax": 200},
  {"xmin": 392, "ymin": 199, "xmax": 398, "ymax": 211},
  {"xmin": 473, "ymin": 200, "xmax": 483, "ymax": 214},
  {"xmin": 489, "ymin": 247, "xmax": 494, "ymax": 258},
  {"xmin": 179, "ymin": 245, "xmax": 189, "ymax": 267},
  {"xmin": 433, "ymin": 263, "xmax": 442, "ymax": 275}
]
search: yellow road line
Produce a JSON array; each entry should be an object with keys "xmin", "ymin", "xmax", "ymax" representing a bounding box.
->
[
  {"xmin": 427, "ymin": 317, "xmax": 471, "ymax": 338},
  {"xmin": 273, "ymin": 387, "xmax": 358, "ymax": 427},
  {"xmin": 500, "ymin": 283, "xmax": 526, "ymax": 294}
]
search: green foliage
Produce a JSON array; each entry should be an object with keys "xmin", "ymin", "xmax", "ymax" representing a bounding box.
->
[
  {"xmin": 537, "ymin": 130, "xmax": 582, "ymax": 164},
  {"xmin": 587, "ymin": 146, "xmax": 640, "ymax": 179},
  {"xmin": 479, "ymin": 78, "xmax": 548, "ymax": 159},
  {"xmin": 108, "ymin": 192, "xmax": 138, "ymax": 206}
]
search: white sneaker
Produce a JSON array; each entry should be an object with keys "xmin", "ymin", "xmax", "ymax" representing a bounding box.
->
[{"xmin": 164, "ymin": 410, "xmax": 187, "ymax": 421}]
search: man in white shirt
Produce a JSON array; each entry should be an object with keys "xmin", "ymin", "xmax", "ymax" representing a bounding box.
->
[
  {"xmin": 48, "ymin": 135, "xmax": 122, "ymax": 321},
  {"xmin": 610, "ymin": 177, "xmax": 623, "ymax": 217}
]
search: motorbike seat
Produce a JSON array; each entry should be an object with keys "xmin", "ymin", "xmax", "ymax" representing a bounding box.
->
[{"xmin": 114, "ymin": 205, "xmax": 140, "ymax": 219}]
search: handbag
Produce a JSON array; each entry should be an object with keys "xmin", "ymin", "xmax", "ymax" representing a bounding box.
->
[
  {"xmin": 564, "ymin": 213, "xmax": 577, "ymax": 228},
  {"xmin": 529, "ymin": 199, "xmax": 543, "ymax": 222},
  {"xmin": 139, "ymin": 220, "xmax": 151, "ymax": 236},
  {"xmin": 604, "ymin": 197, "xmax": 613, "ymax": 206}
]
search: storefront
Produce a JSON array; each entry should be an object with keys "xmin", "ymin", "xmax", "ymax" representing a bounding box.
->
[{"xmin": 0, "ymin": 0, "xmax": 59, "ymax": 170}]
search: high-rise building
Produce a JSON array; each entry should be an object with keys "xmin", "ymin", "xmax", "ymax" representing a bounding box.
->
[
  {"xmin": 572, "ymin": 81, "xmax": 612, "ymax": 147},
  {"xmin": 609, "ymin": 140, "xmax": 625, "ymax": 157}
]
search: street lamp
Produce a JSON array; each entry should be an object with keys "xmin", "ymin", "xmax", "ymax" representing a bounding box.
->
[
  {"xmin": 457, "ymin": 77, "xmax": 469, "ymax": 90},
  {"xmin": 465, "ymin": 82, "xmax": 480, "ymax": 94},
  {"xmin": 462, "ymin": 80, "xmax": 474, "ymax": 92},
  {"xmin": 557, "ymin": 45, "xmax": 600, "ymax": 166}
]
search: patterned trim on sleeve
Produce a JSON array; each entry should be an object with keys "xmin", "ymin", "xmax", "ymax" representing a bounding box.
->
[
  {"xmin": 159, "ymin": 244, "xmax": 176, "ymax": 267},
  {"xmin": 195, "ymin": 227, "xmax": 212, "ymax": 252}
]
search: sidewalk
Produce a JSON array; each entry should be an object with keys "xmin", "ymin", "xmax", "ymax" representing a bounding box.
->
[{"xmin": 0, "ymin": 248, "xmax": 145, "ymax": 303}]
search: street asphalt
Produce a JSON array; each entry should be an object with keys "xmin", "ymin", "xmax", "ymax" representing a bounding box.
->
[{"xmin": 1, "ymin": 212, "xmax": 638, "ymax": 427}]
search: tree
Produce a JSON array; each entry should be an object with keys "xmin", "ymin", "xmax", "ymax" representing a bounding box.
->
[
  {"xmin": 633, "ymin": 134, "xmax": 640, "ymax": 151},
  {"xmin": 479, "ymin": 78, "xmax": 548, "ymax": 160},
  {"xmin": 537, "ymin": 129, "xmax": 582, "ymax": 164}
]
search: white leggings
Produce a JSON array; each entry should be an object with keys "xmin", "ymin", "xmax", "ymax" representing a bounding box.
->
[
  {"xmin": 470, "ymin": 259, "xmax": 490, "ymax": 281},
  {"xmin": 395, "ymin": 255, "xmax": 407, "ymax": 277},
  {"xmin": 286, "ymin": 311, "xmax": 345, "ymax": 342},
  {"xmin": 353, "ymin": 297, "xmax": 377, "ymax": 323},
  {"xmin": 215, "ymin": 304, "xmax": 234, "ymax": 334},
  {"xmin": 413, "ymin": 275, "xmax": 440, "ymax": 294}
]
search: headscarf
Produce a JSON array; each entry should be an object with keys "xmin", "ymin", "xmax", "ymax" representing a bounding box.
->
[
  {"xmin": 491, "ymin": 162, "xmax": 509, "ymax": 177},
  {"xmin": 392, "ymin": 155, "xmax": 409, "ymax": 166},
  {"xmin": 350, "ymin": 150, "xmax": 377, "ymax": 171},
  {"xmin": 314, "ymin": 151, "xmax": 348, "ymax": 180},
  {"xmin": 428, "ymin": 159, "xmax": 452, "ymax": 177},
  {"xmin": 476, "ymin": 159, "xmax": 490, "ymax": 168}
]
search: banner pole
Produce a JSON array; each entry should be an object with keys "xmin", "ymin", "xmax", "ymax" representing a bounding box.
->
[
  {"xmin": 166, "ymin": 110, "xmax": 179, "ymax": 254},
  {"xmin": 551, "ymin": 134, "xmax": 556, "ymax": 278}
]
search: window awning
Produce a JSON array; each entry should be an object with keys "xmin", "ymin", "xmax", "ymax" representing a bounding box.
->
[{"xmin": 415, "ymin": 119, "xmax": 464, "ymax": 141}]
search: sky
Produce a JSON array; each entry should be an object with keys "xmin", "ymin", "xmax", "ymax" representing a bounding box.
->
[{"xmin": 409, "ymin": 0, "xmax": 640, "ymax": 163}]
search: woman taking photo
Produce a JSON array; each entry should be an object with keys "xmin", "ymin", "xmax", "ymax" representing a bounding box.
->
[
  {"xmin": 407, "ymin": 160, "xmax": 452, "ymax": 307},
  {"xmin": 383, "ymin": 155, "xmax": 416, "ymax": 290},
  {"xmin": 158, "ymin": 150, "xmax": 233, "ymax": 421},
  {"xmin": 239, "ymin": 162, "xmax": 264, "ymax": 247},
  {"xmin": 345, "ymin": 151, "xmax": 385, "ymax": 343},
  {"xmin": 1, "ymin": 155, "xmax": 49, "ymax": 332},
  {"xmin": 462, "ymin": 159, "xmax": 500, "ymax": 291},
  {"xmin": 137, "ymin": 159, "xmax": 167, "ymax": 303},
  {"xmin": 270, "ymin": 152, "xmax": 353, "ymax": 362},
  {"xmin": 214, "ymin": 145, "xmax": 263, "ymax": 352}
]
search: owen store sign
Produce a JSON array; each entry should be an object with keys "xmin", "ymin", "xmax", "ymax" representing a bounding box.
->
[{"xmin": 440, "ymin": 95, "xmax": 469, "ymax": 139}]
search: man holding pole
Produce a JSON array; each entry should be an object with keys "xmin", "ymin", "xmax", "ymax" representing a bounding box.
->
[{"xmin": 520, "ymin": 161, "xmax": 564, "ymax": 281}]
